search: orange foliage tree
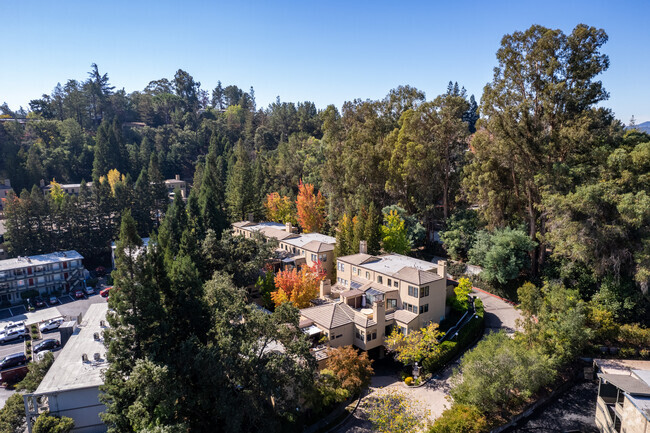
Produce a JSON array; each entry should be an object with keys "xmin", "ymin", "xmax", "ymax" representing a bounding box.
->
[
  {"xmin": 325, "ymin": 346, "xmax": 374, "ymax": 394},
  {"xmin": 271, "ymin": 262, "xmax": 326, "ymax": 308},
  {"xmin": 264, "ymin": 192, "xmax": 296, "ymax": 224},
  {"xmin": 296, "ymin": 180, "xmax": 325, "ymax": 233}
]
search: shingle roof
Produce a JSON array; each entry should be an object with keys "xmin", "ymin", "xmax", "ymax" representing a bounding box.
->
[
  {"xmin": 340, "ymin": 289, "xmax": 364, "ymax": 298},
  {"xmin": 301, "ymin": 303, "xmax": 354, "ymax": 329},
  {"xmin": 395, "ymin": 267, "xmax": 441, "ymax": 285},
  {"xmin": 393, "ymin": 309, "xmax": 418, "ymax": 324},
  {"xmin": 338, "ymin": 253, "xmax": 376, "ymax": 266},
  {"xmin": 302, "ymin": 240, "xmax": 335, "ymax": 253}
]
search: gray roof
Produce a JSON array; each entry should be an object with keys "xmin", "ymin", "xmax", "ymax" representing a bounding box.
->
[
  {"xmin": 36, "ymin": 303, "xmax": 109, "ymax": 394},
  {"xmin": 598, "ymin": 373, "xmax": 650, "ymax": 395},
  {"xmin": 338, "ymin": 253, "xmax": 375, "ymax": 266},
  {"xmin": 233, "ymin": 221, "xmax": 336, "ymax": 251},
  {"xmin": 395, "ymin": 267, "xmax": 441, "ymax": 285},
  {"xmin": 340, "ymin": 289, "xmax": 364, "ymax": 298},
  {"xmin": 0, "ymin": 250, "xmax": 83, "ymax": 272},
  {"xmin": 300, "ymin": 240, "xmax": 335, "ymax": 253},
  {"xmin": 300, "ymin": 302, "xmax": 376, "ymax": 330},
  {"xmin": 627, "ymin": 394, "xmax": 650, "ymax": 421},
  {"xmin": 393, "ymin": 309, "xmax": 418, "ymax": 324},
  {"xmin": 633, "ymin": 369, "xmax": 650, "ymax": 386}
]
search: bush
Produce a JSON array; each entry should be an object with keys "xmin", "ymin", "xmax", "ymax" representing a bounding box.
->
[
  {"xmin": 26, "ymin": 341, "xmax": 31, "ymax": 349},
  {"xmin": 618, "ymin": 324, "xmax": 650, "ymax": 348},
  {"xmin": 21, "ymin": 290, "xmax": 39, "ymax": 300},
  {"xmin": 32, "ymin": 412, "xmax": 75, "ymax": 433},
  {"xmin": 640, "ymin": 349, "xmax": 650, "ymax": 359},
  {"xmin": 447, "ymin": 262, "xmax": 467, "ymax": 279},
  {"xmin": 619, "ymin": 347, "xmax": 637, "ymax": 358},
  {"xmin": 404, "ymin": 377, "xmax": 413, "ymax": 386},
  {"xmin": 429, "ymin": 403, "xmax": 488, "ymax": 433}
]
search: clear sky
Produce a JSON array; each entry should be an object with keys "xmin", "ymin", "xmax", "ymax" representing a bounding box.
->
[{"xmin": 1, "ymin": 0, "xmax": 648, "ymax": 123}]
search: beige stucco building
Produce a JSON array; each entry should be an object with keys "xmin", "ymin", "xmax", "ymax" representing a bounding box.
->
[
  {"xmin": 298, "ymin": 243, "xmax": 448, "ymax": 354},
  {"xmin": 595, "ymin": 367, "xmax": 650, "ymax": 433},
  {"xmin": 232, "ymin": 221, "xmax": 336, "ymax": 280}
]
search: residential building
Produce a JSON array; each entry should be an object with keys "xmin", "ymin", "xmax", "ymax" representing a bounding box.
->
[
  {"xmin": 0, "ymin": 251, "xmax": 84, "ymax": 304},
  {"xmin": 24, "ymin": 303, "xmax": 109, "ymax": 433},
  {"xmin": 0, "ymin": 219, "xmax": 7, "ymax": 260},
  {"xmin": 595, "ymin": 366, "xmax": 650, "ymax": 433},
  {"xmin": 111, "ymin": 237, "xmax": 150, "ymax": 269},
  {"xmin": 164, "ymin": 175, "xmax": 187, "ymax": 200},
  {"xmin": 299, "ymin": 242, "xmax": 448, "ymax": 355},
  {"xmin": 232, "ymin": 221, "xmax": 336, "ymax": 279},
  {"xmin": 42, "ymin": 181, "xmax": 93, "ymax": 196}
]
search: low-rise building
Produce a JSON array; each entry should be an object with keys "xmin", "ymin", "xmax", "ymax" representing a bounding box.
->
[
  {"xmin": 42, "ymin": 181, "xmax": 93, "ymax": 196},
  {"xmin": 164, "ymin": 175, "xmax": 187, "ymax": 200},
  {"xmin": 299, "ymin": 243, "xmax": 448, "ymax": 355},
  {"xmin": 232, "ymin": 221, "xmax": 336, "ymax": 279},
  {"xmin": 0, "ymin": 251, "xmax": 85, "ymax": 304},
  {"xmin": 24, "ymin": 302, "xmax": 109, "ymax": 433},
  {"xmin": 595, "ymin": 362, "xmax": 650, "ymax": 433},
  {"xmin": 110, "ymin": 237, "xmax": 150, "ymax": 269}
]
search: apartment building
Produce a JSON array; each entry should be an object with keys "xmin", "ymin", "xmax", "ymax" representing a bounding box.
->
[
  {"xmin": 595, "ymin": 367, "xmax": 650, "ymax": 433},
  {"xmin": 299, "ymin": 242, "xmax": 447, "ymax": 353},
  {"xmin": 165, "ymin": 175, "xmax": 187, "ymax": 200},
  {"xmin": 0, "ymin": 251, "xmax": 85, "ymax": 304},
  {"xmin": 232, "ymin": 221, "xmax": 336, "ymax": 279},
  {"xmin": 25, "ymin": 303, "xmax": 109, "ymax": 433}
]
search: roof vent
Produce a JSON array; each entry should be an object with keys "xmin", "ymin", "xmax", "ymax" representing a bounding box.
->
[
  {"xmin": 93, "ymin": 332, "xmax": 100, "ymax": 341},
  {"xmin": 82, "ymin": 353, "xmax": 88, "ymax": 362},
  {"xmin": 93, "ymin": 352, "xmax": 101, "ymax": 361}
]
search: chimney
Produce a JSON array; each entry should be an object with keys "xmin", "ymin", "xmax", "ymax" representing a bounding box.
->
[
  {"xmin": 39, "ymin": 179, "xmax": 45, "ymax": 188},
  {"xmin": 320, "ymin": 279, "xmax": 331, "ymax": 299},
  {"xmin": 437, "ymin": 260, "xmax": 447, "ymax": 279},
  {"xmin": 175, "ymin": 174, "xmax": 180, "ymax": 181},
  {"xmin": 285, "ymin": 222, "xmax": 292, "ymax": 233},
  {"xmin": 359, "ymin": 240, "xmax": 368, "ymax": 254},
  {"xmin": 3, "ymin": 179, "xmax": 10, "ymax": 188},
  {"xmin": 373, "ymin": 299, "xmax": 386, "ymax": 334}
]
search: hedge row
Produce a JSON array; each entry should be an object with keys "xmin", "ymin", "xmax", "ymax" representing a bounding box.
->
[{"xmin": 423, "ymin": 298, "xmax": 485, "ymax": 374}]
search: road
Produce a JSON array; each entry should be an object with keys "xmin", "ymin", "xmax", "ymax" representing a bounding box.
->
[{"xmin": 333, "ymin": 288, "xmax": 522, "ymax": 432}]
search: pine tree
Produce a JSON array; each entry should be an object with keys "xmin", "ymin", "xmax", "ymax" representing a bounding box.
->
[
  {"xmin": 148, "ymin": 153, "xmax": 168, "ymax": 225},
  {"xmin": 364, "ymin": 202, "xmax": 382, "ymax": 255},
  {"xmin": 225, "ymin": 141, "xmax": 255, "ymax": 221},
  {"xmin": 335, "ymin": 214, "xmax": 353, "ymax": 258},
  {"xmin": 132, "ymin": 168, "xmax": 153, "ymax": 236},
  {"xmin": 197, "ymin": 142, "xmax": 228, "ymax": 238},
  {"xmin": 158, "ymin": 193, "xmax": 187, "ymax": 260},
  {"xmin": 92, "ymin": 120, "xmax": 111, "ymax": 180}
]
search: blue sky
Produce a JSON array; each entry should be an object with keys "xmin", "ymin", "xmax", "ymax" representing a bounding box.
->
[{"xmin": 1, "ymin": 0, "xmax": 648, "ymax": 123}]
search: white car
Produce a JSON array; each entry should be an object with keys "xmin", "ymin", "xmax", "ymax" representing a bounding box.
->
[
  {"xmin": 35, "ymin": 350, "xmax": 52, "ymax": 362},
  {"xmin": 0, "ymin": 328, "xmax": 27, "ymax": 343},
  {"xmin": 39, "ymin": 318, "xmax": 65, "ymax": 333},
  {"xmin": 84, "ymin": 286, "xmax": 95, "ymax": 295},
  {"xmin": 1, "ymin": 321, "xmax": 24, "ymax": 333}
]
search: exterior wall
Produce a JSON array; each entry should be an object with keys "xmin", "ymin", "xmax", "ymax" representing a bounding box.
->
[
  {"xmin": 0, "ymin": 258, "xmax": 84, "ymax": 303},
  {"xmin": 594, "ymin": 396, "xmax": 612, "ymax": 432},
  {"xmin": 325, "ymin": 323, "xmax": 354, "ymax": 348},
  {"xmin": 46, "ymin": 386, "xmax": 106, "ymax": 433},
  {"xmin": 621, "ymin": 395, "xmax": 650, "ymax": 433}
]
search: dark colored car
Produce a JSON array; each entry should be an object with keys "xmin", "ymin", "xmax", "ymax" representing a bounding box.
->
[
  {"xmin": 0, "ymin": 353, "xmax": 27, "ymax": 370},
  {"xmin": 34, "ymin": 296, "xmax": 46, "ymax": 308},
  {"xmin": 100, "ymin": 287, "xmax": 112, "ymax": 298},
  {"xmin": 49, "ymin": 296, "xmax": 58, "ymax": 305},
  {"xmin": 34, "ymin": 339, "xmax": 60, "ymax": 354},
  {"xmin": 73, "ymin": 289, "xmax": 85, "ymax": 299}
]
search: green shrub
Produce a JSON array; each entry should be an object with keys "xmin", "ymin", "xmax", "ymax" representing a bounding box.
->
[
  {"xmin": 26, "ymin": 341, "xmax": 31, "ymax": 348},
  {"xmin": 404, "ymin": 377, "xmax": 413, "ymax": 386},
  {"xmin": 619, "ymin": 347, "xmax": 637, "ymax": 358},
  {"xmin": 32, "ymin": 412, "xmax": 75, "ymax": 433},
  {"xmin": 429, "ymin": 403, "xmax": 488, "ymax": 433},
  {"xmin": 423, "ymin": 341, "xmax": 457, "ymax": 373},
  {"xmin": 640, "ymin": 349, "xmax": 650, "ymax": 359}
]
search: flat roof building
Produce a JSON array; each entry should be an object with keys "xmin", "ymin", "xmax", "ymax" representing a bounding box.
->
[
  {"xmin": 0, "ymin": 251, "xmax": 85, "ymax": 304},
  {"xmin": 24, "ymin": 302, "xmax": 109, "ymax": 433}
]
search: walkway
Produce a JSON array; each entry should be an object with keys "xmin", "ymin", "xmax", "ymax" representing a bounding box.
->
[{"xmin": 332, "ymin": 288, "xmax": 522, "ymax": 432}]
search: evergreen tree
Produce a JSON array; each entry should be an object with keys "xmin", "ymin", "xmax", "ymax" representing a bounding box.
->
[
  {"xmin": 225, "ymin": 141, "xmax": 255, "ymax": 221},
  {"xmin": 132, "ymin": 168, "xmax": 153, "ymax": 236},
  {"xmin": 364, "ymin": 202, "xmax": 382, "ymax": 255},
  {"xmin": 148, "ymin": 153, "xmax": 168, "ymax": 225},
  {"xmin": 158, "ymin": 193, "xmax": 187, "ymax": 260},
  {"xmin": 197, "ymin": 142, "xmax": 228, "ymax": 238},
  {"xmin": 335, "ymin": 214, "xmax": 353, "ymax": 258}
]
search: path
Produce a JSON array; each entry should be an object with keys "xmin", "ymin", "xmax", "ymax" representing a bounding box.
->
[{"xmin": 333, "ymin": 288, "xmax": 522, "ymax": 432}]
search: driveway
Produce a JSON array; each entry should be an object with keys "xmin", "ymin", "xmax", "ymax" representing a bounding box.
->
[{"xmin": 333, "ymin": 288, "xmax": 522, "ymax": 432}]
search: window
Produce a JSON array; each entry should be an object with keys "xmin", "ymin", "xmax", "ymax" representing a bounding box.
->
[
  {"xmin": 387, "ymin": 299, "xmax": 397, "ymax": 310},
  {"xmin": 355, "ymin": 329, "xmax": 361, "ymax": 340},
  {"xmin": 388, "ymin": 278, "xmax": 392, "ymax": 287},
  {"xmin": 366, "ymin": 271, "xmax": 370, "ymax": 279},
  {"xmin": 378, "ymin": 275, "xmax": 383, "ymax": 284},
  {"xmin": 394, "ymin": 280, "xmax": 398, "ymax": 288},
  {"xmin": 420, "ymin": 286, "xmax": 429, "ymax": 298},
  {"xmin": 320, "ymin": 254, "xmax": 327, "ymax": 263},
  {"xmin": 367, "ymin": 331, "xmax": 377, "ymax": 341},
  {"xmin": 311, "ymin": 253, "xmax": 317, "ymax": 262},
  {"xmin": 335, "ymin": 334, "xmax": 342, "ymax": 339},
  {"xmin": 352, "ymin": 266, "xmax": 357, "ymax": 274},
  {"xmin": 408, "ymin": 285, "xmax": 419, "ymax": 298},
  {"xmin": 338, "ymin": 262, "xmax": 345, "ymax": 272}
]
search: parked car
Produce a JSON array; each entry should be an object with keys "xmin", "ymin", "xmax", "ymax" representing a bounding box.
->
[
  {"xmin": 49, "ymin": 296, "xmax": 58, "ymax": 305},
  {"xmin": 100, "ymin": 287, "xmax": 112, "ymax": 298},
  {"xmin": 73, "ymin": 289, "xmax": 85, "ymax": 299},
  {"xmin": 34, "ymin": 296, "xmax": 46, "ymax": 308},
  {"xmin": 34, "ymin": 339, "xmax": 60, "ymax": 354},
  {"xmin": 39, "ymin": 317, "xmax": 65, "ymax": 333},
  {"xmin": 0, "ymin": 353, "xmax": 27, "ymax": 370},
  {"xmin": 1, "ymin": 321, "xmax": 24, "ymax": 332},
  {"xmin": 0, "ymin": 328, "xmax": 27, "ymax": 343},
  {"xmin": 35, "ymin": 350, "xmax": 52, "ymax": 362},
  {"xmin": 84, "ymin": 286, "xmax": 95, "ymax": 295}
]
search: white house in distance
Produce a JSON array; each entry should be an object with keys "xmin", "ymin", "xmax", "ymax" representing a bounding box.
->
[
  {"xmin": 110, "ymin": 238, "xmax": 149, "ymax": 269},
  {"xmin": 24, "ymin": 302, "xmax": 109, "ymax": 433}
]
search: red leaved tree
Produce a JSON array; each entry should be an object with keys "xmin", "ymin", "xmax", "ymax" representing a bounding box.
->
[
  {"xmin": 296, "ymin": 180, "xmax": 326, "ymax": 233},
  {"xmin": 271, "ymin": 262, "xmax": 326, "ymax": 308}
]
